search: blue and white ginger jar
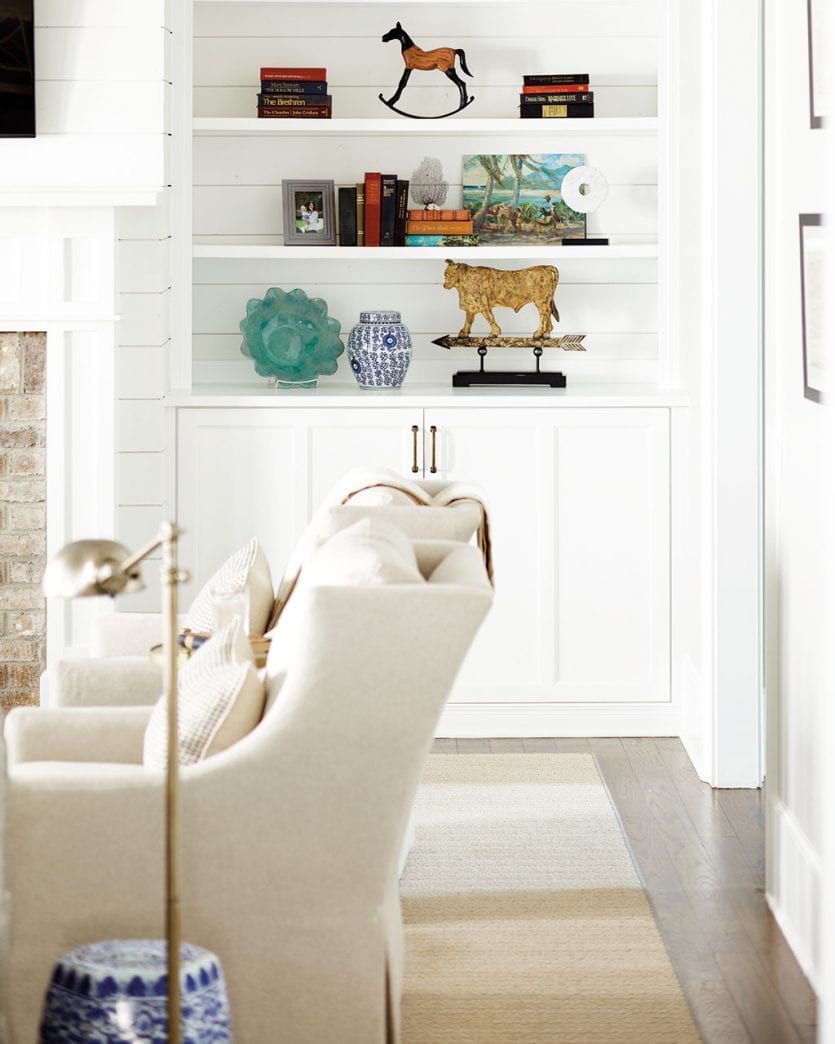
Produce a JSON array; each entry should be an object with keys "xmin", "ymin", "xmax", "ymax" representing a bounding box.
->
[{"xmin": 347, "ymin": 311, "xmax": 412, "ymax": 388}]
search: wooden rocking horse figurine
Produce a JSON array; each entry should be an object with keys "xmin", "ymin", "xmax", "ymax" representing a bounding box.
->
[{"xmin": 380, "ymin": 22, "xmax": 475, "ymax": 118}]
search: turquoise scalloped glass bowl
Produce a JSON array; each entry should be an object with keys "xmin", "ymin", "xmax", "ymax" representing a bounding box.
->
[{"xmin": 240, "ymin": 287, "xmax": 344, "ymax": 388}]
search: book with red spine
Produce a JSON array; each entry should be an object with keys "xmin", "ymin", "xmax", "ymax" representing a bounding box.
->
[
  {"xmin": 260, "ymin": 67, "xmax": 327, "ymax": 80},
  {"xmin": 522, "ymin": 83, "xmax": 591, "ymax": 94},
  {"xmin": 364, "ymin": 172, "xmax": 382, "ymax": 246}
]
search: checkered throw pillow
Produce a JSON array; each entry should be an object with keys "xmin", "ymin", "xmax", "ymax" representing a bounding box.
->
[{"xmin": 143, "ymin": 618, "xmax": 264, "ymax": 769}]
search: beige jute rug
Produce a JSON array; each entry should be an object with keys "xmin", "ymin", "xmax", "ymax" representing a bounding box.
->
[{"xmin": 400, "ymin": 753, "xmax": 701, "ymax": 1043}]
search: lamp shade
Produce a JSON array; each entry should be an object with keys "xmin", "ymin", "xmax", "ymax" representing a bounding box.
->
[{"xmin": 42, "ymin": 539, "xmax": 145, "ymax": 599}]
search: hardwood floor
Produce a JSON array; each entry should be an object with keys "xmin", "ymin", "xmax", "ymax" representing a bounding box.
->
[{"xmin": 429, "ymin": 736, "xmax": 818, "ymax": 1043}]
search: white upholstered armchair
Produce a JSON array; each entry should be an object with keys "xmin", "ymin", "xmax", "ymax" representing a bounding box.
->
[{"xmin": 2, "ymin": 538, "xmax": 493, "ymax": 1043}]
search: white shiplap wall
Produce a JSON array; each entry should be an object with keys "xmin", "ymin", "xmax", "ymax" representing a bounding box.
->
[
  {"xmin": 191, "ymin": 0, "xmax": 660, "ymax": 386},
  {"xmin": 0, "ymin": 1, "xmax": 167, "ymax": 200}
]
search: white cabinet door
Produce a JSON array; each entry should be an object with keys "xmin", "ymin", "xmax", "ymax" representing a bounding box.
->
[
  {"xmin": 425, "ymin": 408, "xmax": 554, "ymax": 698},
  {"xmin": 305, "ymin": 408, "xmax": 421, "ymax": 507},
  {"xmin": 427, "ymin": 407, "xmax": 670, "ymax": 704},
  {"xmin": 550, "ymin": 408, "xmax": 670, "ymax": 703},
  {"xmin": 177, "ymin": 406, "xmax": 421, "ymax": 603},
  {"xmin": 177, "ymin": 408, "xmax": 314, "ymax": 604}
]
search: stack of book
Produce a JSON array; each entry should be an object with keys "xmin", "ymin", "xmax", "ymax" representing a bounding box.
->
[
  {"xmin": 405, "ymin": 209, "xmax": 476, "ymax": 247},
  {"xmin": 257, "ymin": 66, "xmax": 332, "ymax": 119},
  {"xmin": 519, "ymin": 73, "xmax": 594, "ymax": 119},
  {"xmin": 338, "ymin": 174, "xmax": 410, "ymax": 246}
]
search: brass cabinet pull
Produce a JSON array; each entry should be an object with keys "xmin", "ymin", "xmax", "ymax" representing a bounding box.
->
[
  {"xmin": 411, "ymin": 424, "xmax": 419, "ymax": 473},
  {"xmin": 429, "ymin": 425, "xmax": 438, "ymax": 474}
]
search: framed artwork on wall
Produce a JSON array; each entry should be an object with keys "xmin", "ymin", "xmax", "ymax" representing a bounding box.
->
[
  {"xmin": 799, "ymin": 213, "xmax": 826, "ymax": 403},
  {"xmin": 282, "ymin": 180, "xmax": 337, "ymax": 246},
  {"xmin": 807, "ymin": 0, "xmax": 829, "ymax": 129}
]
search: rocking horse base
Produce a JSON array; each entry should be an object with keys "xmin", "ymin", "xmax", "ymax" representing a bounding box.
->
[{"xmin": 378, "ymin": 94, "xmax": 475, "ymax": 119}]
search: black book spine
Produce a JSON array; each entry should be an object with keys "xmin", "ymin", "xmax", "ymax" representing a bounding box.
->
[
  {"xmin": 380, "ymin": 173, "xmax": 398, "ymax": 247},
  {"xmin": 338, "ymin": 186, "xmax": 357, "ymax": 246},
  {"xmin": 522, "ymin": 73, "xmax": 590, "ymax": 85},
  {"xmin": 519, "ymin": 103, "xmax": 595, "ymax": 118},
  {"xmin": 260, "ymin": 79, "xmax": 329, "ymax": 94},
  {"xmin": 394, "ymin": 179, "xmax": 409, "ymax": 246},
  {"xmin": 258, "ymin": 93, "xmax": 332, "ymax": 107},
  {"xmin": 519, "ymin": 92, "xmax": 593, "ymax": 105}
]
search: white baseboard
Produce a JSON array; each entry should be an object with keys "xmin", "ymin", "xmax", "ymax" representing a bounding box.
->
[
  {"xmin": 437, "ymin": 701, "xmax": 682, "ymax": 738},
  {"xmin": 678, "ymin": 655, "xmax": 708, "ymax": 780},
  {"xmin": 767, "ymin": 798, "xmax": 822, "ymax": 995}
]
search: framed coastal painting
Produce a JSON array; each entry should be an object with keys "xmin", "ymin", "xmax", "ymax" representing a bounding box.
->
[
  {"xmin": 799, "ymin": 213, "xmax": 826, "ymax": 403},
  {"xmin": 462, "ymin": 154, "xmax": 587, "ymax": 244},
  {"xmin": 282, "ymin": 179, "xmax": 337, "ymax": 246},
  {"xmin": 807, "ymin": 0, "xmax": 829, "ymax": 128}
]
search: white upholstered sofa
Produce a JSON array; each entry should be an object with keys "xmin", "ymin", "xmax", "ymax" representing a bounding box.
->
[
  {"xmin": 1, "ymin": 532, "xmax": 493, "ymax": 1043},
  {"xmin": 43, "ymin": 471, "xmax": 489, "ymax": 711}
]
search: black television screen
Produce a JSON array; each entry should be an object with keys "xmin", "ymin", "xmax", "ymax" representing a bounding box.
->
[{"xmin": 0, "ymin": 0, "xmax": 35, "ymax": 137}]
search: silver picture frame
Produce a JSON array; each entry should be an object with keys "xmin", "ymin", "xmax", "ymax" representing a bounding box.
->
[{"xmin": 282, "ymin": 179, "xmax": 337, "ymax": 246}]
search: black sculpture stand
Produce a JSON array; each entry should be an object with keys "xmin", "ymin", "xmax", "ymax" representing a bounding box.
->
[
  {"xmin": 451, "ymin": 344, "xmax": 566, "ymax": 388},
  {"xmin": 432, "ymin": 334, "xmax": 585, "ymax": 388}
]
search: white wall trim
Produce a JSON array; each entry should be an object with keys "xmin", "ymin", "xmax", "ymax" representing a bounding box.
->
[
  {"xmin": 698, "ymin": 0, "xmax": 764, "ymax": 788},
  {"xmin": 438, "ymin": 701, "xmax": 681, "ymax": 738},
  {"xmin": 767, "ymin": 798, "xmax": 822, "ymax": 994}
]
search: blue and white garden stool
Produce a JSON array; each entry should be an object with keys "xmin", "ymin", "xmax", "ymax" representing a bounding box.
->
[{"xmin": 39, "ymin": 939, "xmax": 232, "ymax": 1042}]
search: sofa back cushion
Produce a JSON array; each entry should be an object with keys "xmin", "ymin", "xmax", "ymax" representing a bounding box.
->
[{"xmin": 263, "ymin": 517, "xmax": 424, "ymax": 709}]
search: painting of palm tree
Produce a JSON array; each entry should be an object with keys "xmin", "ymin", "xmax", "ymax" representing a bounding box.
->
[{"xmin": 462, "ymin": 153, "xmax": 587, "ymax": 243}]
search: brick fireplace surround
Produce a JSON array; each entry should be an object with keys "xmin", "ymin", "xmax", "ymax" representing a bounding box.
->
[{"xmin": 0, "ymin": 331, "xmax": 46, "ymax": 712}]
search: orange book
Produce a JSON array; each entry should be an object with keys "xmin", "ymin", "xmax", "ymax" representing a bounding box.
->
[
  {"xmin": 364, "ymin": 172, "xmax": 382, "ymax": 247},
  {"xmin": 405, "ymin": 219, "xmax": 474, "ymax": 235},
  {"xmin": 522, "ymin": 83, "xmax": 591, "ymax": 94},
  {"xmin": 408, "ymin": 209, "xmax": 470, "ymax": 222}
]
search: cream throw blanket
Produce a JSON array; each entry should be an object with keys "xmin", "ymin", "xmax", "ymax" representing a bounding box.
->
[{"xmin": 266, "ymin": 467, "xmax": 492, "ymax": 633}]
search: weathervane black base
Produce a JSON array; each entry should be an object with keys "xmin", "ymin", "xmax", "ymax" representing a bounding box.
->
[
  {"xmin": 432, "ymin": 335, "xmax": 584, "ymax": 389},
  {"xmin": 452, "ymin": 369, "xmax": 566, "ymax": 388}
]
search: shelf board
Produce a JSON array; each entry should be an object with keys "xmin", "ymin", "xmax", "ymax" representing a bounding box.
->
[
  {"xmin": 193, "ymin": 117, "xmax": 658, "ymax": 136},
  {"xmin": 193, "ymin": 244, "xmax": 659, "ymax": 260}
]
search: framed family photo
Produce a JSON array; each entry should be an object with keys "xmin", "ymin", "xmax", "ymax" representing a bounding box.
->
[
  {"xmin": 799, "ymin": 213, "xmax": 826, "ymax": 403},
  {"xmin": 282, "ymin": 180, "xmax": 337, "ymax": 246}
]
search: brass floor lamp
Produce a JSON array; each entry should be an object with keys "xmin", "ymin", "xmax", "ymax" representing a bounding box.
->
[{"xmin": 43, "ymin": 521, "xmax": 188, "ymax": 1043}]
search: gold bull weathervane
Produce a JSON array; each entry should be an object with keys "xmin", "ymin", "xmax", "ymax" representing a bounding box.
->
[
  {"xmin": 436, "ymin": 261, "xmax": 586, "ymax": 387},
  {"xmin": 379, "ymin": 22, "xmax": 475, "ymax": 118}
]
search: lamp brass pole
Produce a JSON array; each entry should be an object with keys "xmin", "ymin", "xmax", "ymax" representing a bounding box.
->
[{"xmin": 43, "ymin": 521, "xmax": 188, "ymax": 1043}]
